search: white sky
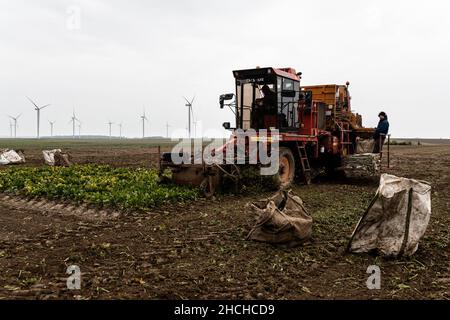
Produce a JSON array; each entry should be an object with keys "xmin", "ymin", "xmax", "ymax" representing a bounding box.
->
[{"xmin": 1, "ymin": 0, "xmax": 449, "ymax": 138}]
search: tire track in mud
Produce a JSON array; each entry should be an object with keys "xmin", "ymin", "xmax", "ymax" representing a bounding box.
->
[
  {"xmin": 0, "ymin": 194, "xmax": 122, "ymax": 222},
  {"xmin": 0, "ymin": 194, "xmax": 126, "ymax": 299},
  {"xmin": 0, "ymin": 193, "xmax": 244, "ymax": 299}
]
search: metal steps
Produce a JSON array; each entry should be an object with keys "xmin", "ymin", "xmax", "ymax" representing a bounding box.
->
[
  {"xmin": 296, "ymin": 143, "xmax": 311, "ymax": 185},
  {"xmin": 336, "ymin": 121, "xmax": 353, "ymax": 154}
]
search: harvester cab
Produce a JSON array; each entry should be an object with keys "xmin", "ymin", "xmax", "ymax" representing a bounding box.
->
[{"xmin": 220, "ymin": 67, "xmax": 302, "ymax": 132}]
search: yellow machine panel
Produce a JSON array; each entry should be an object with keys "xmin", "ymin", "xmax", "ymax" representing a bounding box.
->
[
  {"xmin": 302, "ymin": 84, "xmax": 351, "ymax": 110},
  {"xmin": 302, "ymin": 84, "xmax": 338, "ymax": 107}
]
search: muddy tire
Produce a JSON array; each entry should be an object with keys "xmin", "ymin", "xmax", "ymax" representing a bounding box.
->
[
  {"xmin": 200, "ymin": 176, "xmax": 214, "ymax": 199},
  {"xmin": 275, "ymin": 147, "xmax": 296, "ymax": 189},
  {"xmin": 200, "ymin": 174, "xmax": 222, "ymax": 199}
]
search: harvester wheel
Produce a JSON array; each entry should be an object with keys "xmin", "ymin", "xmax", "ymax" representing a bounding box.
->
[
  {"xmin": 276, "ymin": 147, "xmax": 296, "ymax": 189},
  {"xmin": 200, "ymin": 175, "xmax": 215, "ymax": 199}
]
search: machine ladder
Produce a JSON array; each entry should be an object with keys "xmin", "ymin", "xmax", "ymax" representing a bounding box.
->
[
  {"xmin": 337, "ymin": 121, "xmax": 353, "ymax": 155},
  {"xmin": 296, "ymin": 142, "xmax": 312, "ymax": 185}
]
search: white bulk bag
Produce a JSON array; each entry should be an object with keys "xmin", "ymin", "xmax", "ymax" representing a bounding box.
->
[
  {"xmin": 42, "ymin": 149, "xmax": 62, "ymax": 166},
  {"xmin": 0, "ymin": 149, "xmax": 25, "ymax": 165},
  {"xmin": 348, "ymin": 174, "xmax": 432, "ymax": 257}
]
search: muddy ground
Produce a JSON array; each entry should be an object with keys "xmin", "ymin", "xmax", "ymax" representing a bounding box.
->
[
  {"xmin": 0, "ymin": 144, "xmax": 449, "ymax": 300},
  {"xmin": 1, "ymin": 143, "xmax": 167, "ymax": 169}
]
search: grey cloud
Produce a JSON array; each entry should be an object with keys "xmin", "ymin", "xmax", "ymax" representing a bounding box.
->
[{"xmin": 1, "ymin": 0, "xmax": 449, "ymax": 138}]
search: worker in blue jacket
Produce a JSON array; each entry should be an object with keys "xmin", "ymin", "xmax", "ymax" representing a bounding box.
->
[{"xmin": 373, "ymin": 111, "xmax": 389, "ymax": 153}]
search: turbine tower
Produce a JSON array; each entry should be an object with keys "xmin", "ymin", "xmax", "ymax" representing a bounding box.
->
[
  {"xmin": 166, "ymin": 122, "xmax": 170, "ymax": 138},
  {"xmin": 69, "ymin": 109, "xmax": 79, "ymax": 139},
  {"xmin": 9, "ymin": 120, "xmax": 13, "ymax": 138},
  {"xmin": 107, "ymin": 121, "xmax": 114, "ymax": 139},
  {"xmin": 193, "ymin": 120, "xmax": 198, "ymax": 138},
  {"xmin": 183, "ymin": 96, "xmax": 195, "ymax": 138},
  {"xmin": 27, "ymin": 97, "xmax": 50, "ymax": 139},
  {"xmin": 49, "ymin": 120, "xmax": 56, "ymax": 137},
  {"xmin": 141, "ymin": 109, "xmax": 148, "ymax": 139},
  {"xmin": 118, "ymin": 122, "xmax": 123, "ymax": 139},
  {"xmin": 77, "ymin": 120, "xmax": 82, "ymax": 139},
  {"xmin": 8, "ymin": 114, "xmax": 21, "ymax": 138}
]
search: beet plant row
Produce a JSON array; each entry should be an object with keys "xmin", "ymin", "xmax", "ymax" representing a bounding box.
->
[{"xmin": 0, "ymin": 165, "xmax": 199, "ymax": 210}]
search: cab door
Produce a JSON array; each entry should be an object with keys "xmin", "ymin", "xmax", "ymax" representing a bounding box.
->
[{"xmin": 277, "ymin": 77, "xmax": 300, "ymax": 131}]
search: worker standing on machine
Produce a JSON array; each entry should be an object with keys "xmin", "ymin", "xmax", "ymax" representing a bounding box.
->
[{"xmin": 373, "ymin": 111, "xmax": 390, "ymax": 153}]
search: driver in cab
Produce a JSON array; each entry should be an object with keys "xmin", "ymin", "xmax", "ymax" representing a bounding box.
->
[
  {"xmin": 253, "ymin": 85, "xmax": 277, "ymax": 128},
  {"xmin": 256, "ymin": 85, "xmax": 277, "ymax": 112}
]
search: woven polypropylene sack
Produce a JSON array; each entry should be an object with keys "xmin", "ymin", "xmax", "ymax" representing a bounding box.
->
[
  {"xmin": 247, "ymin": 190, "xmax": 313, "ymax": 247},
  {"xmin": 348, "ymin": 174, "xmax": 432, "ymax": 257}
]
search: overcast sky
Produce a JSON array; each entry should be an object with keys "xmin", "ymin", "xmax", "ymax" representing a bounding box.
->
[{"xmin": 1, "ymin": 0, "xmax": 449, "ymax": 138}]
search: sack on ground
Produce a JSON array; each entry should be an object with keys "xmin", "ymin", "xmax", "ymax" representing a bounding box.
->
[
  {"xmin": 42, "ymin": 149, "xmax": 72, "ymax": 167},
  {"xmin": 348, "ymin": 174, "xmax": 432, "ymax": 257},
  {"xmin": 0, "ymin": 149, "xmax": 26, "ymax": 165},
  {"xmin": 247, "ymin": 190, "xmax": 313, "ymax": 247}
]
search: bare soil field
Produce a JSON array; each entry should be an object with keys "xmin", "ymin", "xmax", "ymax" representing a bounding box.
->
[
  {"xmin": 0, "ymin": 143, "xmax": 449, "ymax": 300},
  {"xmin": 0, "ymin": 139, "xmax": 172, "ymax": 168}
]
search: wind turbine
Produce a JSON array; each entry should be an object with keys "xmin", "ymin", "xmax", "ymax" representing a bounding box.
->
[
  {"xmin": 166, "ymin": 122, "xmax": 170, "ymax": 138},
  {"xmin": 77, "ymin": 119, "xmax": 82, "ymax": 139},
  {"xmin": 118, "ymin": 122, "xmax": 123, "ymax": 139},
  {"xmin": 27, "ymin": 97, "xmax": 50, "ymax": 139},
  {"xmin": 48, "ymin": 120, "xmax": 56, "ymax": 137},
  {"xmin": 193, "ymin": 120, "xmax": 198, "ymax": 138},
  {"xmin": 141, "ymin": 109, "xmax": 148, "ymax": 139},
  {"xmin": 8, "ymin": 114, "xmax": 21, "ymax": 138},
  {"xmin": 183, "ymin": 96, "xmax": 195, "ymax": 138},
  {"xmin": 69, "ymin": 109, "xmax": 79, "ymax": 139},
  {"xmin": 107, "ymin": 121, "xmax": 114, "ymax": 139},
  {"xmin": 9, "ymin": 120, "xmax": 13, "ymax": 138}
]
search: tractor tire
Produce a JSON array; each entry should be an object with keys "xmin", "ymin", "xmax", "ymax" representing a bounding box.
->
[{"xmin": 275, "ymin": 147, "xmax": 296, "ymax": 189}]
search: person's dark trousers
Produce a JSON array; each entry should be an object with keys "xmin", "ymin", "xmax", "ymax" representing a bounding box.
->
[{"xmin": 373, "ymin": 135, "xmax": 386, "ymax": 153}]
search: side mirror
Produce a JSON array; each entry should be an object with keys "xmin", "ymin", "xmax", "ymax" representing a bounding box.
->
[
  {"xmin": 222, "ymin": 122, "xmax": 231, "ymax": 130},
  {"xmin": 219, "ymin": 93, "xmax": 234, "ymax": 109},
  {"xmin": 281, "ymin": 90, "xmax": 296, "ymax": 98}
]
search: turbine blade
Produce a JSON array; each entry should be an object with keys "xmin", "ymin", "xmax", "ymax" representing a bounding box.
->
[
  {"xmin": 26, "ymin": 96, "xmax": 39, "ymax": 109},
  {"xmin": 40, "ymin": 104, "xmax": 51, "ymax": 110},
  {"xmin": 183, "ymin": 97, "xmax": 191, "ymax": 105},
  {"xmin": 190, "ymin": 96, "xmax": 196, "ymax": 105}
]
